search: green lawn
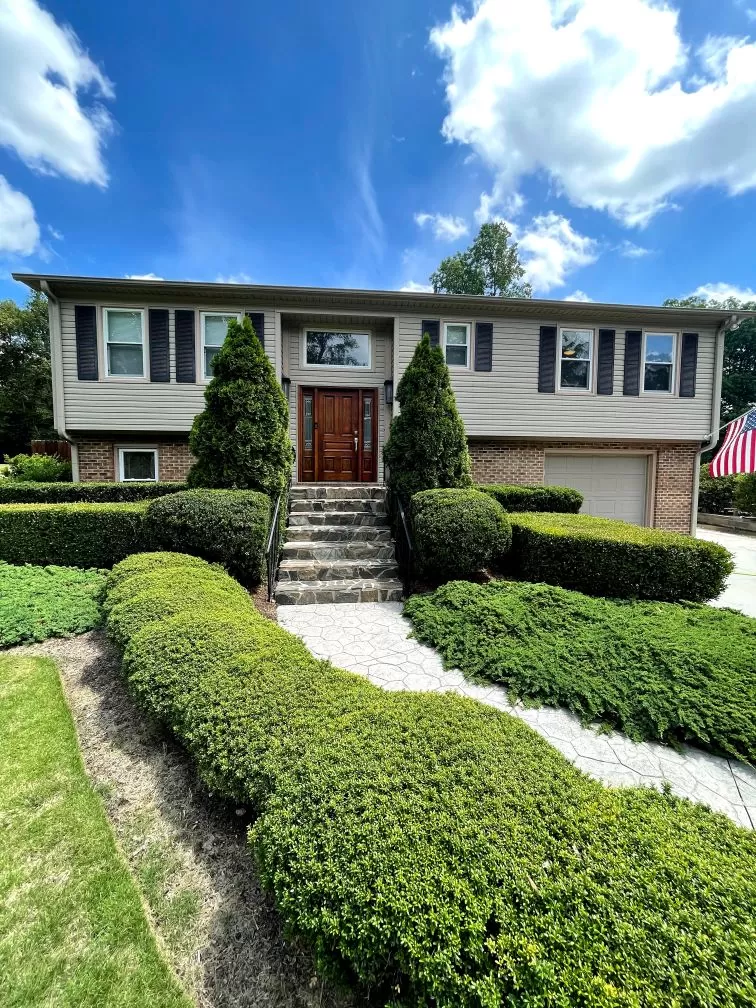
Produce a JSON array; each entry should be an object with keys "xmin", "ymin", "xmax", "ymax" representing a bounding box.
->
[
  {"xmin": 0, "ymin": 655, "xmax": 192, "ymax": 1008},
  {"xmin": 0, "ymin": 562, "xmax": 105, "ymax": 647},
  {"xmin": 405, "ymin": 579, "xmax": 756, "ymax": 761}
]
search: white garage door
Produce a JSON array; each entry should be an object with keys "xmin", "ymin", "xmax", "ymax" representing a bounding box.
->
[{"xmin": 544, "ymin": 454, "xmax": 649, "ymax": 525}]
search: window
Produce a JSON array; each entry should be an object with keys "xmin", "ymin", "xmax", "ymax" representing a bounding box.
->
[
  {"xmin": 559, "ymin": 329, "xmax": 593, "ymax": 390},
  {"xmin": 117, "ymin": 447, "xmax": 158, "ymax": 482},
  {"xmin": 304, "ymin": 330, "xmax": 370, "ymax": 367},
  {"xmin": 442, "ymin": 322, "xmax": 470, "ymax": 368},
  {"xmin": 643, "ymin": 333, "xmax": 676, "ymax": 393},
  {"xmin": 104, "ymin": 309, "xmax": 145, "ymax": 377},
  {"xmin": 202, "ymin": 313, "xmax": 241, "ymax": 378}
]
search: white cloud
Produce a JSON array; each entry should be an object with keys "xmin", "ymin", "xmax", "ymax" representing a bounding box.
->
[
  {"xmin": 414, "ymin": 212, "xmax": 469, "ymax": 241},
  {"xmin": 687, "ymin": 282, "xmax": 756, "ymax": 302},
  {"xmin": 475, "ymin": 190, "xmax": 525, "ymax": 225},
  {"xmin": 617, "ymin": 240, "xmax": 653, "ymax": 258},
  {"xmin": 125, "ymin": 273, "xmax": 164, "ymax": 280},
  {"xmin": 0, "ymin": 0, "xmax": 113, "ymax": 186},
  {"xmin": 734, "ymin": 0, "xmax": 756, "ymax": 22},
  {"xmin": 564, "ymin": 290, "xmax": 594, "ymax": 302},
  {"xmin": 515, "ymin": 213, "xmax": 598, "ymax": 293},
  {"xmin": 0, "ymin": 175, "xmax": 39, "ymax": 255},
  {"xmin": 432, "ymin": 0, "xmax": 756, "ymax": 226},
  {"xmin": 215, "ymin": 273, "xmax": 253, "ymax": 284},
  {"xmin": 400, "ymin": 280, "xmax": 433, "ymax": 293},
  {"xmin": 47, "ymin": 225, "xmax": 63, "ymax": 240}
]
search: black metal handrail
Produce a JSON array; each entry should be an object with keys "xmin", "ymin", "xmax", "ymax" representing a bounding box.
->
[
  {"xmin": 386, "ymin": 484, "xmax": 415, "ymax": 598},
  {"xmin": 265, "ymin": 480, "xmax": 290, "ymax": 602}
]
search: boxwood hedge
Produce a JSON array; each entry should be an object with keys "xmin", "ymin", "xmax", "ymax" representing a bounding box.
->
[
  {"xmin": 507, "ymin": 512, "xmax": 733, "ymax": 601},
  {"xmin": 405, "ymin": 579, "xmax": 756, "ymax": 761},
  {"xmin": 478, "ymin": 483, "xmax": 583, "ymax": 512},
  {"xmin": 412, "ymin": 488, "xmax": 511, "ymax": 581},
  {"xmin": 105, "ymin": 552, "xmax": 756, "ymax": 1008},
  {"xmin": 0, "ymin": 502, "xmax": 153, "ymax": 568},
  {"xmin": 0, "ymin": 480, "xmax": 186, "ymax": 504}
]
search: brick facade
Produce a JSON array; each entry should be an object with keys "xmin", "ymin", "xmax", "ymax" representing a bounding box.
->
[
  {"xmin": 468, "ymin": 439, "xmax": 700, "ymax": 533},
  {"xmin": 76, "ymin": 440, "xmax": 194, "ymax": 482}
]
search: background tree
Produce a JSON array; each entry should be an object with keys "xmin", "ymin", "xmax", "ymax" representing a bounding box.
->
[
  {"xmin": 384, "ymin": 332, "xmax": 472, "ymax": 498},
  {"xmin": 0, "ymin": 292, "xmax": 55, "ymax": 457},
  {"xmin": 187, "ymin": 316, "xmax": 293, "ymax": 496},
  {"xmin": 664, "ymin": 294, "xmax": 756, "ymax": 422},
  {"xmin": 430, "ymin": 222, "xmax": 533, "ymax": 298}
]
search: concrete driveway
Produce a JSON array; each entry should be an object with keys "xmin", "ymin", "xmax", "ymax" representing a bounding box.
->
[{"xmin": 697, "ymin": 526, "xmax": 756, "ymax": 616}]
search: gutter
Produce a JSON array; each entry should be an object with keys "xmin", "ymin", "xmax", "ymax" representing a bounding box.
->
[
  {"xmin": 40, "ymin": 280, "xmax": 79, "ymax": 481},
  {"xmin": 689, "ymin": 313, "xmax": 736, "ymax": 535}
]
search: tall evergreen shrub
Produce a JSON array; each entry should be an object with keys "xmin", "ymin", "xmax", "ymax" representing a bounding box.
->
[
  {"xmin": 187, "ymin": 316, "xmax": 293, "ymax": 496},
  {"xmin": 383, "ymin": 333, "xmax": 472, "ymax": 498}
]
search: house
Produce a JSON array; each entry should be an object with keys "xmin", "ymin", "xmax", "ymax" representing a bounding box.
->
[{"xmin": 13, "ymin": 273, "xmax": 747, "ymax": 534}]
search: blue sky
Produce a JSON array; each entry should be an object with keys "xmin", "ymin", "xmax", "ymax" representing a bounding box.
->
[{"xmin": 2, "ymin": 0, "xmax": 756, "ymax": 306}]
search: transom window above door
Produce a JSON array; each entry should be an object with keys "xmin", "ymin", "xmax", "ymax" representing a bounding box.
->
[
  {"xmin": 559, "ymin": 329, "xmax": 593, "ymax": 390},
  {"xmin": 643, "ymin": 333, "xmax": 676, "ymax": 393},
  {"xmin": 202, "ymin": 313, "xmax": 241, "ymax": 378},
  {"xmin": 304, "ymin": 330, "xmax": 371, "ymax": 367},
  {"xmin": 104, "ymin": 308, "xmax": 145, "ymax": 377},
  {"xmin": 442, "ymin": 322, "xmax": 470, "ymax": 368}
]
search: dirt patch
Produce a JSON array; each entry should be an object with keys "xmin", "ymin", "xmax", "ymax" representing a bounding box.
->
[
  {"xmin": 13, "ymin": 632, "xmax": 353, "ymax": 1008},
  {"xmin": 250, "ymin": 583, "xmax": 278, "ymax": 622}
]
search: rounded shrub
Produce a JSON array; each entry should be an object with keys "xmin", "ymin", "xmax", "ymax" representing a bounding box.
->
[
  {"xmin": 7, "ymin": 453, "xmax": 71, "ymax": 482},
  {"xmin": 698, "ymin": 465, "xmax": 738, "ymax": 515},
  {"xmin": 103, "ymin": 551, "xmax": 211, "ymax": 593},
  {"xmin": 146, "ymin": 489, "xmax": 270, "ymax": 585},
  {"xmin": 412, "ymin": 488, "xmax": 511, "ymax": 581},
  {"xmin": 478, "ymin": 483, "xmax": 583, "ymax": 513},
  {"xmin": 734, "ymin": 472, "xmax": 756, "ymax": 515}
]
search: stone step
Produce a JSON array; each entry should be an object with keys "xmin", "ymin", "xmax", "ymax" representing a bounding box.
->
[
  {"xmin": 287, "ymin": 511, "xmax": 389, "ymax": 528},
  {"xmin": 277, "ymin": 558, "xmax": 399, "ymax": 582},
  {"xmin": 275, "ymin": 578, "xmax": 404, "ymax": 605},
  {"xmin": 285, "ymin": 524, "xmax": 393, "ymax": 543},
  {"xmin": 282, "ymin": 540, "xmax": 396, "ymax": 562},
  {"xmin": 290, "ymin": 485, "xmax": 386, "ymax": 502},
  {"xmin": 290, "ymin": 498, "xmax": 387, "ymax": 515}
]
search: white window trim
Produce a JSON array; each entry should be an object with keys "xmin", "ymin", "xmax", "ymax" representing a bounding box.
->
[
  {"xmin": 441, "ymin": 321, "xmax": 471, "ymax": 370},
  {"xmin": 117, "ymin": 446, "xmax": 159, "ymax": 482},
  {"xmin": 557, "ymin": 327, "xmax": 595, "ymax": 393},
  {"xmin": 200, "ymin": 311, "xmax": 243, "ymax": 380},
  {"xmin": 103, "ymin": 307, "xmax": 147, "ymax": 380},
  {"xmin": 301, "ymin": 327, "xmax": 373, "ymax": 369},
  {"xmin": 642, "ymin": 331, "xmax": 678, "ymax": 396}
]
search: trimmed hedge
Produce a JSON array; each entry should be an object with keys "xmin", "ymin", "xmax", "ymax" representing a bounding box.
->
[
  {"xmin": 478, "ymin": 483, "xmax": 583, "ymax": 512},
  {"xmin": 145, "ymin": 489, "xmax": 270, "ymax": 585},
  {"xmin": 0, "ymin": 480, "xmax": 186, "ymax": 504},
  {"xmin": 0, "ymin": 502, "xmax": 152, "ymax": 568},
  {"xmin": 507, "ymin": 512, "xmax": 733, "ymax": 601},
  {"xmin": 412, "ymin": 488, "xmax": 511, "ymax": 581},
  {"xmin": 105, "ymin": 552, "xmax": 756, "ymax": 1007},
  {"xmin": 405, "ymin": 579, "xmax": 756, "ymax": 761}
]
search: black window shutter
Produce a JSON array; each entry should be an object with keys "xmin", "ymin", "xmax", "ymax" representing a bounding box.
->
[
  {"xmin": 148, "ymin": 309, "xmax": 170, "ymax": 382},
  {"xmin": 474, "ymin": 322, "xmax": 493, "ymax": 372},
  {"xmin": 422, "ymin": 319, "xmax": 440, "ymax": 347},
  {"xmin": 597, "ymin": 329, "xmax": 616, "ymax": 395},
  {"xmin": 538, "ymin": 325, "xmax": 557, "ymax": 393},
  {"xmin": 245, "ymin": 311, "xmax": 265, "ymax": 348},
  {"xmin": 623, "ymin": 330, "xmax": 642, "ymax": 396},
  {"xmin": 175, "ymin": 309, "xmax": 196, "ymax": 383},
  {"xmin": 679, "ymin": 333, "xmax": 699, "ymax": 398},
  {"xmin": 75, "ymin": 305, "xmax": 98, "ymax": 381}
]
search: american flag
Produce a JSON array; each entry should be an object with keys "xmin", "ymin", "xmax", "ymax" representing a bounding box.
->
[{"xmin": 710, "ymin": 407, "xmax": 756, "ymax": 476}]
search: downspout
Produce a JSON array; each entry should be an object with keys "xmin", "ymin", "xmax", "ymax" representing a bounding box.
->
[
  {"xmin": 689, "ymin": 314, "xmax": 735, "ymax": 534},
  {"xmin": 40, "ymin": 281, "xmax": 79, "ymax": 481}
]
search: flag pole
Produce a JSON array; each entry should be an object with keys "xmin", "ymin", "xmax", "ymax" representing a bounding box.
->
[{"xmin": 716, "ymin": 406, "xmax": 754, "ymax": 432}]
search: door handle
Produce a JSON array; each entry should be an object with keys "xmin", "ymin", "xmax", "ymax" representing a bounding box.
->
[{"xmin": 353, "ymin": 431, "xmax": 358, "ymax": 452}]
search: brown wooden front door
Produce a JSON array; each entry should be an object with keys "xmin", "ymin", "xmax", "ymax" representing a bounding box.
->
[{"xmin": 298, "ymin": 387, "xmax": 378, "ymax": 482}]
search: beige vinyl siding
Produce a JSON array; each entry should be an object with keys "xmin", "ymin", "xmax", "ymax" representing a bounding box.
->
[
  {"xmin": 397, "ymin": 315, "xmax": 716, "ymax": 440},
  {"xmin": 60, "ymin": 301, "xmax": 275, "ymax": 431},
  {"xmin": 284, "ymin": 317, "xmax": 393, "ymax": 481}
]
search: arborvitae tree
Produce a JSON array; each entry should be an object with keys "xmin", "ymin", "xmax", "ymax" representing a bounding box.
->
[
  {"xmin": 187, "ymin": 316, "xmax": 293, "ymax": 497},
  {"xmin": 383, "ymin": 333, "xmax": 472, "ymax": 498}
]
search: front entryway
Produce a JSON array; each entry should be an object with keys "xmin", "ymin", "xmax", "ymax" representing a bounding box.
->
[{"xmin": 298, "ymin": 388, "xmax": 378, "ymax": 482}]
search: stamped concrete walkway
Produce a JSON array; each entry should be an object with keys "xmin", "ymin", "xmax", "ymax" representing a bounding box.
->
[{"xmin": 278, "ymin": 601, "xmax": 756, "ymax": 829}]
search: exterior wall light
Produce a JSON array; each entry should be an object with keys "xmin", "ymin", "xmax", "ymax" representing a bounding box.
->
[{"xmin": 384, "ymin": 379, "xmax": 394, "ymax": 405}]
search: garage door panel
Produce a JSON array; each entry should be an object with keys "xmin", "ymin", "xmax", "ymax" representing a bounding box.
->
[{"xmin": 544, "ymin": 454, "xmax": 649, "ymax": 526}]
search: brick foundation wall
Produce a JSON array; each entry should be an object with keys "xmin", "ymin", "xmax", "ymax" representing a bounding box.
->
[
  {"xmin": 468, "ymin": 439, "xmax": 700, "ymax": 533},
  {"xmin": 76, "ymin": 440, "xmax": 194, "ymax": 482}
]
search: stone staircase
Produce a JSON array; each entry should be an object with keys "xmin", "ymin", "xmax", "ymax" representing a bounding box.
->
[{"xmin": 274, "ymin": 485, "xmax": 404, "ymax": 604}]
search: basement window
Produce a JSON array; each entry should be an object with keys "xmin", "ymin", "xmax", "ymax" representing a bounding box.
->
[{"xmin": 117, "ymin": 447, "xmax": 158, "ymax": 482}]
